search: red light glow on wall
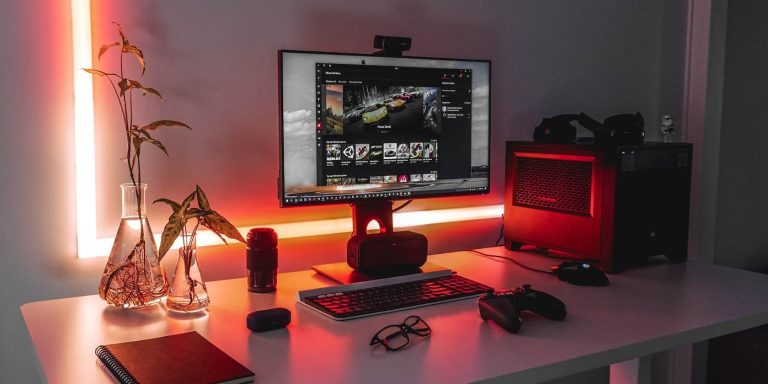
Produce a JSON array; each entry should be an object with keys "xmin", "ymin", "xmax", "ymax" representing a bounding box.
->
[{"xmin": 72, "ymin": 2, "xmax": 502, "ymax": 258}]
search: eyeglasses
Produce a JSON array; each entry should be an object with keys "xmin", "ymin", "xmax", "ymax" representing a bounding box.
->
[{"xmin": 369, "ymin": 315, "xmax": 432, "ymax": 351}]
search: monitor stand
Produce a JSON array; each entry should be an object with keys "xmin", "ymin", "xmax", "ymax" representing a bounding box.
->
[
  {"xmin": 312, "ymin": 261, "xmax": 448, "ymax": 285},
  {"xmin": 312, "ymin": 200, "xmax": 448, "ymax": 284}
]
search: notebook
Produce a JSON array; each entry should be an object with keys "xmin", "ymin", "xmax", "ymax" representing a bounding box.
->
[{"xmin": 95, "ymin": 331, "xmax": 255, "ymax": 384}]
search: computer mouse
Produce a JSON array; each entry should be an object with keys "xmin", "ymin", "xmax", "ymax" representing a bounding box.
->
[{"xmin": 551, "ymin": 261, "xmax": 609, "ymax": 286}]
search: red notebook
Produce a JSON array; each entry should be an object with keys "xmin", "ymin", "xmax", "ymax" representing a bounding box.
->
[{"xmin": 95, "ymin": 331, "xmax": 255, "ymax": 384}]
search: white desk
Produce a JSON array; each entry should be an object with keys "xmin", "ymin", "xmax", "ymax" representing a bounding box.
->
[{"xmin": 21, "ymin": 248, "xmax": 768, "ymax": 383}]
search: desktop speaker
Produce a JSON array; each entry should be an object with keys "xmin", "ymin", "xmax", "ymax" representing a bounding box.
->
[
  {"xmin": 347, "ymin": 231, "xmax": 427, "ymax": 274},
  {"xmin": 504, "ymin": 141, "xmax": 692, "ymax": 273}
]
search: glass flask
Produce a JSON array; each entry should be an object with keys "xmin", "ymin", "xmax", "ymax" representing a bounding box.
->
[
  {"xmin": 166, "ymin": 234, "xmax": 210, "ymax": 312},
  {"xmin": 99, "ymin": 183, "xmax": 168, "ymax": 308}
]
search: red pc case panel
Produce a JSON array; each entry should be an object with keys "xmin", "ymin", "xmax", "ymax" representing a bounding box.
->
[
  {"xmin": 503, "ymin": 141, "xmax": 692, "ymax": 274},
  {"xmin": 503, "ymin": 142, "xmax": 617, "ymax": 272}
]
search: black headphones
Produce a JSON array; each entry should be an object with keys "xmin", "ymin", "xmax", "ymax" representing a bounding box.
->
[{"xmin": 533, "ymin": 112, "xmax": 644, "ymax": 146}]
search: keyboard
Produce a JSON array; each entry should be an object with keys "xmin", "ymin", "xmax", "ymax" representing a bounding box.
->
[{"xmin": 297, "ymin": 270, "xmax": 493, "ymax": 320}]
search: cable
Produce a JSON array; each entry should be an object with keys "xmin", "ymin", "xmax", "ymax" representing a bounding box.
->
[
  {"xmin": 509, "ymin": 243, "xmax": 602, "ymax": 263},
  {"xmin": 468, "ymin": 249, "xmax": 553, "ymax": 275},
  {"xmin": 392, "ymin": 200, "xmax": 413, "ymax": 213}
]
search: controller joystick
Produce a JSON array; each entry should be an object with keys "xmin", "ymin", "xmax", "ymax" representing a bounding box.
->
[{"xmin": 477, "ymin": 284, "xmax": 566, "ymax": 333}]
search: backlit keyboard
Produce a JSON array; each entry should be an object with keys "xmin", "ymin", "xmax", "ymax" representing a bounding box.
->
[{"xmin": 297, "ymin": 270, "xmax": 493, "ymax": 320}]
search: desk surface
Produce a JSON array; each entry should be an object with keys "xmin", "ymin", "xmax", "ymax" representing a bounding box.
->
[{"xmin": 21, "ymin": 248, "xmax": 768, "ymax": 384}]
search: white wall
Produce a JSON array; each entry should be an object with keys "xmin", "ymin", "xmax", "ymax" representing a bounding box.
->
[
  {"xmin": 1, "ymin": 1, "xmax": 686, "ymax": 381},
  {"xmin": 712, "ymin": 0, "xmax": 768, "ymax": 271}
]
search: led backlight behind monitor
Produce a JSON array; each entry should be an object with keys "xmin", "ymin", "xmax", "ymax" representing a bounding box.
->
[{"xmin": 279, "ymin": 50, "xmax": 491, "ymax": 207}]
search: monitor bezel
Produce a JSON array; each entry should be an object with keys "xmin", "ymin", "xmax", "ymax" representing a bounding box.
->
[{"xmin": 278, "ymin": 49, "xmax": 492, "ymax": 208}]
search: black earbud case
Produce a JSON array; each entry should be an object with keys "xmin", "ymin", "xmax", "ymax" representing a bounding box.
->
[{"xmin": 247, "ymin": 307, "xmax": 291, "ymax": 332}]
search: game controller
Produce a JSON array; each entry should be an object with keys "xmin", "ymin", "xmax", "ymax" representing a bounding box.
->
[{"xmin": 477, "ymin": 284, "xmax": 567, "ymax": 333}]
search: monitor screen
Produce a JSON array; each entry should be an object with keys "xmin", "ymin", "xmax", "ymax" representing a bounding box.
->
[{"xmin": 279, "ymin": 50, "xmax": 491, "ymax": 207}]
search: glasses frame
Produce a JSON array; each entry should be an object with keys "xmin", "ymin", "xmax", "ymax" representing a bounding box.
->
[{"xmin": 369, "ymin": 315, "xmax": 432, "ymax": 351}]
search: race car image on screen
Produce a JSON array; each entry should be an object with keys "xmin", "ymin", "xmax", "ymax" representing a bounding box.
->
[
  {"xmin": 340, "ymin": 84, "xmax": 439, "ymax": 135},
  {"xmin": 344, "ymin": 106, "xmax": 366, "ymax": 124},
  {"xmin": 381, "ymin": 98, "xmax": 405, "ymax": 112},
  {"xmin": 395, "ymin": 93, "xmax": 413, "ymax": 103},
  {"xmin": 362, "ymin": 105, "xmax": 388, "ymax": 125}
]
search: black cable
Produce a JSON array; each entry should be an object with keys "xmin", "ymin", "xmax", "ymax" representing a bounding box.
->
[
  {"xmin": 532, "ymin": 248, "xmax": 601, "ymax": 263},
  {"xmin": 494, "ymin": 213, "xmax": 504, "ymax": 246},
  {"xmin": 392, "ymin": 200, "xmax": 413, "ymax": 213},
  {"xmin": 468, "ymin": 249, "xmax": 553, "ymax": 275},
  {"xmin": 509, "ymin": 243, "xmax": 602, "ymax": 263}
]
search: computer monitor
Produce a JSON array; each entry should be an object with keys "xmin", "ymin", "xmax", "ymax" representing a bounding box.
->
[
  {"xmin": 279, "ymin": 50, "xmax": 490, "ymax": 277},
  {"xmin": 279, "ymin": 50, "xmax": 491, "ymax": 215}
]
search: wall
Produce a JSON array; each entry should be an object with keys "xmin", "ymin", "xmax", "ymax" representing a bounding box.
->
[
  {"xmin": 702, "ymin": 3, "xmax": 768, "ymax": 381},
  {"xmin": 713, "ymin": 0, "xmax": 768, "ymax": 271},
  {"xmin": 0, "ymin": 1, "xmax": 684, "ymax": 381}
]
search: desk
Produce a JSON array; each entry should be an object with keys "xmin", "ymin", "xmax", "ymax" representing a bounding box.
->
[{"xmin": 21, "ymin": 248, "xmax": 768, "ymax": 383}]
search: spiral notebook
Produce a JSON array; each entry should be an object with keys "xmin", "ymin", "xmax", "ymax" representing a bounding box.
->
[{"xmin": 95, "ymin": 331, "xmax": 255, "ymax": 384}]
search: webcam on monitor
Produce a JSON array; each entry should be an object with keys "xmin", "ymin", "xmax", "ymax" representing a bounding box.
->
[{"xmin": 373, "ymin": 35, "xmax": 411, "ymax": 57}]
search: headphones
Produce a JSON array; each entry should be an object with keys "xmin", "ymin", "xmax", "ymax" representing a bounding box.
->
[{"xmin": 534, "ymin": 112, "xmax": 645, "ymax": 146}]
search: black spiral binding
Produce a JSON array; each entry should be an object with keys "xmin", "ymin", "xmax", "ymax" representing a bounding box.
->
[{"xmin": 95, "ymin": 345, "xmax": 139, "ymax": 384}]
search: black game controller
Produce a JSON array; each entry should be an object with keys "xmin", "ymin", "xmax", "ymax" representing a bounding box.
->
[{"xmin": 477, "ymin": 284, "xmax": 567, "ymax": 333}]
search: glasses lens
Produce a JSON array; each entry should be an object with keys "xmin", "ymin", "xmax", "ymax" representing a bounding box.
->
[
  {"xmin": 376, "ymin": 325, "xmax": 409, "ymax": 350},
  {"xmin": 404, "ymin": 316, "xmax": 432, "ymax": 336}
]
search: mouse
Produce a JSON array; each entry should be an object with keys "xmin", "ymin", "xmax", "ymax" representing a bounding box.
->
[{"xmin": 551, "ymin": 261, "xmax": 610, "ymax": 286}]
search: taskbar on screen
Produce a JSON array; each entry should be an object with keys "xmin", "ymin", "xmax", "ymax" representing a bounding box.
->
[{"xmin": 282, "ymin": 185, "xmax": 488, "ymax": 206}]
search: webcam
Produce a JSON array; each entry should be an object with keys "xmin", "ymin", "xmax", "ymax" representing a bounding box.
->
[{"xmin": 373, "ymin": 35, "xmax": 411, "ymax": 57}]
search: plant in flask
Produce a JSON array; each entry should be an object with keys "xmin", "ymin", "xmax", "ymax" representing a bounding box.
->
[
  {"xmin": 155, "ymin": 186, "xmax": 245, "ymax": 312},
  {"xmin": 86, "ymin": 23, "xmax": 190, "ymax": 308}
]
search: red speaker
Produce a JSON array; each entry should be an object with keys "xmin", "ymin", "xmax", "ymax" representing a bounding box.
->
[{"xmin": 504, "ymin": 141, "xmax": 692, "ymax": 273}]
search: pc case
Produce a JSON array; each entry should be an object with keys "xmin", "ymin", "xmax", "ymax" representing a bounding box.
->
[{"xmin": 503, "ymin": 142, "xmax": 692, "ymax": 273}]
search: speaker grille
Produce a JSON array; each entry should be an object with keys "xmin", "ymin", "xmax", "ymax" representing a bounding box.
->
[{"xmin": 513, "ymin": 156, "xmax": 593, "ymax": 216}]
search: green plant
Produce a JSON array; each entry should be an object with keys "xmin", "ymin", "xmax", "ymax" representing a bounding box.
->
[
  {"xmin": 87, "ymin": 23, "xmax": 189, "ymax": 306},
  {"xmin": 85, "ymin": 23, "xmax": 190, "ymax": 190},
  {"xmin": 154, "ymin": 186, "xmax": 245, "ymax": 307},
  {"xmin": 155, "ymin": 185, "xmax": 246, "ymax": 261}
]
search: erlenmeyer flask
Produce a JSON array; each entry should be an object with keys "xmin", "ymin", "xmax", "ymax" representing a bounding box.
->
[
  {"xmin": 99, "ymin": 183, "xmax": 168, "ymax": 308},
  {"xmin": 166, "ymin": 234, "xmax": 210, "ymax": 312}
]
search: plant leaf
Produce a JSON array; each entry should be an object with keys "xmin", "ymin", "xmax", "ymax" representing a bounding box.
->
[
  {"xmin": 141, "ymin": 120, "xmax": 191, "ymax": 131},
  {"xmin": 207, "ymin": 225, "xmax": 229, "ymax": 244},
  {"xmin": 141, "ymin": 86, "xmax": 162, "ymax": 100},
  {"xmin": 144, "ymin": 137, "xmax": 168, "ymax": 157},
  {"xmin": 179, "ymin": 190, "xmax": 197, "ymax": 218},
  {"xmin": 157, "ymin": 215, "xmax": 185, "ymax": 261},
  {"xmin": 122, "ymin": 44, "xmax": 145, "ymax": 74},
  {"xmin": 186, "ymin": 208, "xmax": 213, "ymax": 218},
  {"xmin": 156, "ymin": 190, "xmax": 195, "ymax": 261},
  {"xmin": 195, "ymin": 185, "xmax": 211, "ymax": 211},
  {"xmin": 131, "ymin": 135, "xmax": 142, "ymax": 157},
  {"xmin": 118, "ymin": 78, "xmax": 132, "ymax": 97},
  {"xmin": 98, "ymin": 42, "xmax": 120, "ymax": 60},
  {"xmin": 117, "ymin": 79, "xmax": 161, "ymax": 100},
  {"xmin": 153, "ymin": 198, "xmax": 181, "ymax": 212},
  {"xmin": 201, "ymin": 211, "xmax": 246, "ymax": 243},
  {"xmin": 83, "ymin": 68, "xmax": 119, "ymax": 77},
  {"xmin": 111, "ymin": 23, "xmax": 145, "ymax": 74},
  {"xmin": 83, "ymin": 68, "xmax": 107, "ymax": 77},
  {"xmin": 113, "ymin": 22, "xmax": 128, "ymax": 45}
]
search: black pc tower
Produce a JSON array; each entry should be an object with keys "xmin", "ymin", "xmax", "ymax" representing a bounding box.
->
[{"xmin": 504, "ymin": 142, "xmax": 692, "ymax": 273}]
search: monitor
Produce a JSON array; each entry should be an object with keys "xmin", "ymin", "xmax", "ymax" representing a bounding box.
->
[{"xmin": 279, "ymin": 50, "xmax": 491, "ymax": 210}]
